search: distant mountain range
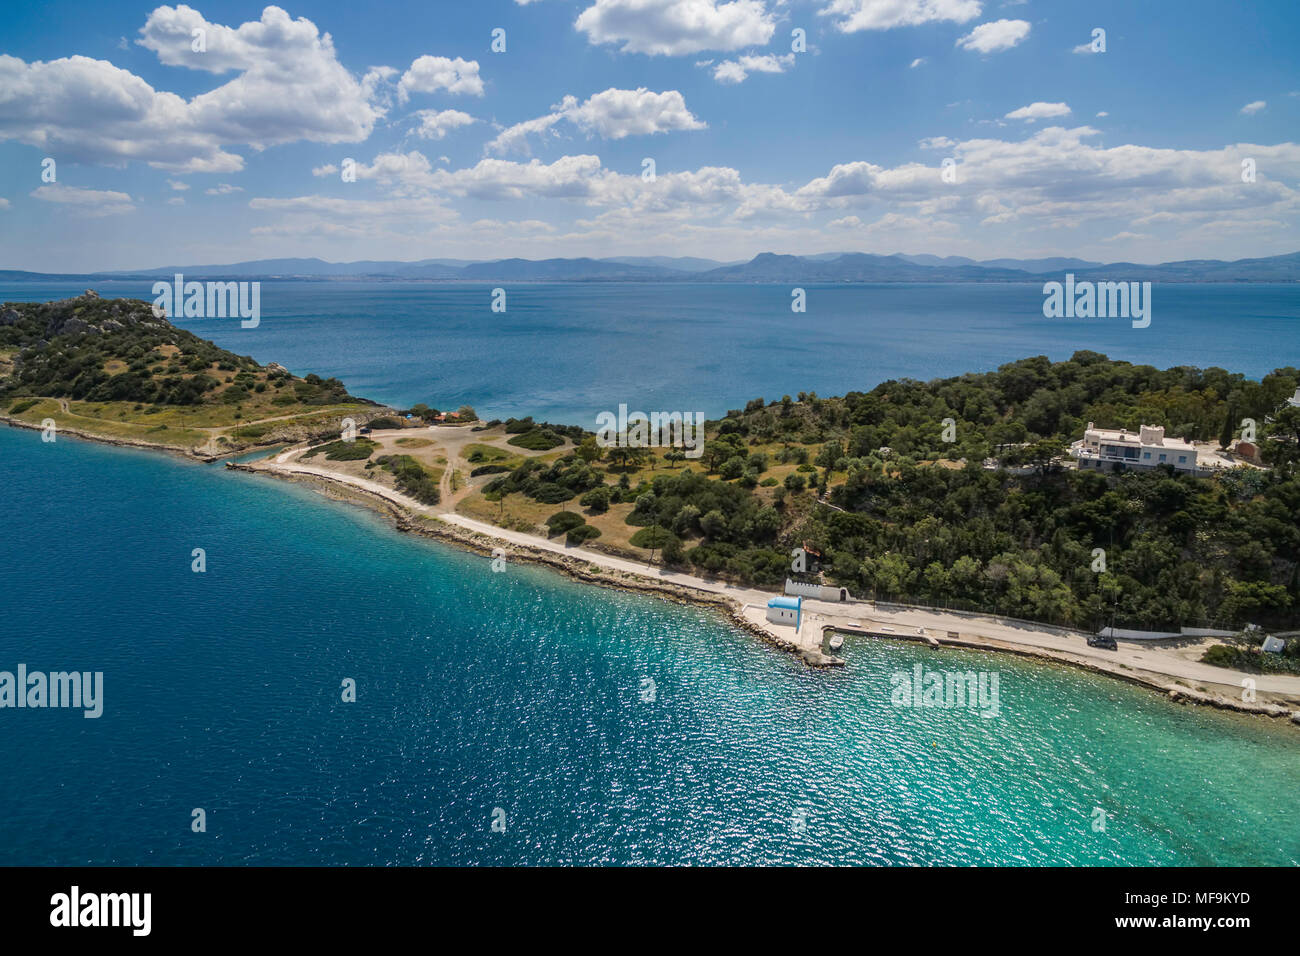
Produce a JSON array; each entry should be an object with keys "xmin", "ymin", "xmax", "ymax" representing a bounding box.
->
[{"xmin": 3, "ymin": 251, "xmax": 1297, "ymax": 283}]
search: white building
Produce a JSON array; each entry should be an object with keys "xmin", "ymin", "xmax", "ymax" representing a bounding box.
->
[
  {"xmin": 766, "ymin": 596, "xmax": 802, "ymax": 628},
  {"xmin": 1070, "ymin": 422, "xmax": 1200, "ymax": 475},
  {"xmin": 785, "ymin": 579, "xmax": 849, "ymax": 602}
]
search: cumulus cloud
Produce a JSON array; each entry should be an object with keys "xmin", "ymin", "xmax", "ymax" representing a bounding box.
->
[
  {"xmin": 138, "ymin": 5, "xmax": 383, "ymax": 145},
  {"xmin": 1240, "ymin": 100, "xmax": 1266, "ymax": 115},
  {"xmin": 1005, "ymin": 102, "xmax": 1070, "ymax": 122},
  {"xmin": 955, "ymin": 19, "xmax": 1030, "ymax": 53},
  {"xmin": 397, "ymin": 55, "xmax": 484, "ymax": 101},
  {"xmin": 31, "ymin": 184, "xmax": 135, "ymax": 215},
  {"xmin": 487, "ymin": 88, "xmax": 705, "ymax": 154},
  {"xmin": 205, "ymin": 182, "xmax": 243, "ymax": 194},
  {"xmin": 0, "ymin": 53, "xmax": 242, "ymax": 172},
  {"xmin": 575, "ymin": 0, "xmax": 776, "ymax": 55},
  {"xmin": 243, "ymin": 127, "xmax": 1300, "ymax": 261},
  {"xmin": 166, "ymin": 178, "xmax": 189, "ymax": 190},
  {"xmin": 0, "ymin": 5, "xmax": 385, "ymax": 173},
  {"xmin": 412, "ymin": 109, "xmax": 476, "ymax": 140},
  {"xmin": 819, "ymin": 0, "xmax": 981, "ymax": 32},
  {"xmin": 712, "ymin": 53, "xmax": 794, "ymax": 83}
]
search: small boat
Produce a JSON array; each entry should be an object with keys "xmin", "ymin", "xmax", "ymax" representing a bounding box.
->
[{"xmin": 828, "ymin": 633, "xmax": 844, "ymax": 652}]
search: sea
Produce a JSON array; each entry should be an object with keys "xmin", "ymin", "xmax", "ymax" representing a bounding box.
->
[
  {"xmin": 2, "ymin": 280, "xmax": 1297, "ymax": 422},
  {"xmin": 0, "ymin": 279, "xmax": 1297, "ymax": 865}
]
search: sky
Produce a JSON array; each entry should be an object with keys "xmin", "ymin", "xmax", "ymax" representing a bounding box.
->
[{"xmin": 0, "ymin": 0, "xmax": 1298, "ymax": 272}]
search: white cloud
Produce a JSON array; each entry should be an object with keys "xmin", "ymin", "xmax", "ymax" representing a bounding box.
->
[
  {"xmin": 167, "ymin": 196, "xmax": 185, "ymax": 205},
  {"xmin": 412, "ymin": 109, "xmax": 476, "ymax": 140},
  {"xmin": 1095, "ymin": 111, "xmax": 1108, "ymax": 118},
  {"xmin": 31, "ymin": 184, "xmax": 135, "ymax": 215},
  {"xmin": 1240, "ymin": 100, "xmax": 1266, "ymax": 115},
  {"xmin": 575, "ymin": 0, "xmax": 776, "ymax": 55},
  {"xmin": 0, "ymin": 198, "xmax": 10, "ymax": 209},
  {"xmin": 919, "ymin": 135, "xmax": 956, "ymax": 149},
  {"xmin": 432, "ymin": 154, "xmax": 611, "ymax": 199},
  {"xmin": 909, "ymin": 57, "xmax": 927, "ymax": 68},
  {"xmin": 205, "ymin": 182, "xmax": 243, "ymax": 195},
  {"xmin": 138, "ymin": 5, "xmax": 383, "ymax": 146},
  {"xmin": 487, "ymin": 88, "xmax": 705, "ymax": 154},
  {"xmin": 819, "ymin": 0, "xmax": 982, "ymax": 32},
  {"xmin": 0, "ymin": 53, "xmax": 242, "ymax": 172},
  {"xmin": 240, "ymin": 129, "xmax": 1300, "ymax": 262},
  {"xmin": 1005, "ymin": 102, "xmax": 1070, "ymax": 122},
  {"xmin": 955, "ymin": 19, "xmax": 1030, "ymax": 53},
  {"xmin": 0, "ymin": 6, "xmax": 387, "ymax": 174},
  {"xmin": 397, "ymin": 55, "xmax": 484, "ymax": 101},
  {"xmin": 712, "ymin": 53, "xmax": 794, "ymax": 83},
  {"xmin": 166, "ymin": 178, "xmax": 189, "ymax": 190}
]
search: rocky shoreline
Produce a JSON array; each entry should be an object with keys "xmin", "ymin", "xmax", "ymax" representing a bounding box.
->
[
  {"xmin": 5, "ymin": 416, "xmax": 1298, "ymax": 725},
  {"xmin": 223, "ymin": 459, "xmax": 840, "ymax": 667},
  {"xmin": 223, "ymin": 459, "xmax": 1300, "ymax": 726}
]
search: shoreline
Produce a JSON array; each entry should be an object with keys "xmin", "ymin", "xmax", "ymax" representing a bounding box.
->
[
  {"xmin": 228, "ymin": 448, "xmax": 1300, "ymax": 726},
  {"xmin": 222, "ymin": 458, "xmax": 839, "ymax": 667},
  {"xmin": 8, "ymin": 416, "xmax": 1300, "ymax": 727}
]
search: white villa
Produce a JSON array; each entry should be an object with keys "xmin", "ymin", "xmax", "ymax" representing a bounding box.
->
[{"xmin": 1070, "ymin": 422, "xmax": 1201, "ymax": 475}]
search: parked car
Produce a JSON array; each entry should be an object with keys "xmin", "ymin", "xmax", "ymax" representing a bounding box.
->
[{"xmin": 1087, "ymin": 634, "xmax": 1118, "ymax": 650}]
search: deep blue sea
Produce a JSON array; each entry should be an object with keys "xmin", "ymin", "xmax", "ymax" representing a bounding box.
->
[
  {"xmin": 1, "ymin": 280, "xmax": 1298, "ymax": 865},
  {"xmin": 2, "ymin": 280, "xmax": 1297, "ymax": 423}
]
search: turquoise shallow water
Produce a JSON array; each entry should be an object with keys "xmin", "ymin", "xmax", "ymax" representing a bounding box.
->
[{"xmin": 0, "ymin": 425, "xmax": 1296, "ymax": 866}]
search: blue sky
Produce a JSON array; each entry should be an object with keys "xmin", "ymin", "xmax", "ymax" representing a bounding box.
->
[{"xmin": 1, "ymin": 0, "xmax": 1297, "ymax": 271}]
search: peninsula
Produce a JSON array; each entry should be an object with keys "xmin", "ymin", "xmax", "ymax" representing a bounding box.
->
[{"xmin": 5, "ymin": 293, "xmax": 1299, "ymax": 721}]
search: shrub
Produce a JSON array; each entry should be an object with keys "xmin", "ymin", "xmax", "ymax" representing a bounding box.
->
[
  {"xmin": 630, "ymin": 526, "xmax": 676, "ymax": 549},
  {"xmin": 376, "ymin": 454, "xmax": 440, "ymax": 505},
  {"xmin": 580, "ymin": 486, "xmax": 611, "ymax": 513},
  {"xmin": 533, "ymin": 482, "xmax": 576, "ymax": 503},
  {"xmin": 303, "ymin": 438, "xmax": 377, "ymax": 461},
  {"xmin": 565, "ymin": 524, "xmax": 602, "ymax": 545},
  {"xmin": 545, "ymin": 511, "xmax": 586, "ymax": 537},
  {"xmin": 508, "ymin": 428, "xmax": 564, "ymax": 451}
]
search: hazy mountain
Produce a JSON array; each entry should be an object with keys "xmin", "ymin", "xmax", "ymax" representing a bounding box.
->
[
  {"xmin": 601, "ymin": 256, "xmax": 734, "ymax": 272},
  {"xmin": 5, "ymin": 251, "xmax": 1296, "ymax": 283},
  {"xmin": 898, "ymin": 254, "xmax": 1103, "ymax": 273},
  {"xmin": 697, "ymin": 251, "xmax": 1299, "ymax": 282},
  {"xmin": 1071, "ymin": 252, "xmax": 1300, "ymax": 282},
  {"xmin": 457, "ymin": 257, "xmax": 676, "ymax": 279},
  {"xmin": 698, "ymin": 252, "xmax": 1037, "ymax": 282}
]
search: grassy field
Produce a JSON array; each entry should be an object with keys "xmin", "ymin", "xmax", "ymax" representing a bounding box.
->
[{"xmin": 3, "ymin": 395, "xmax": 375, "ymax": 453}]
